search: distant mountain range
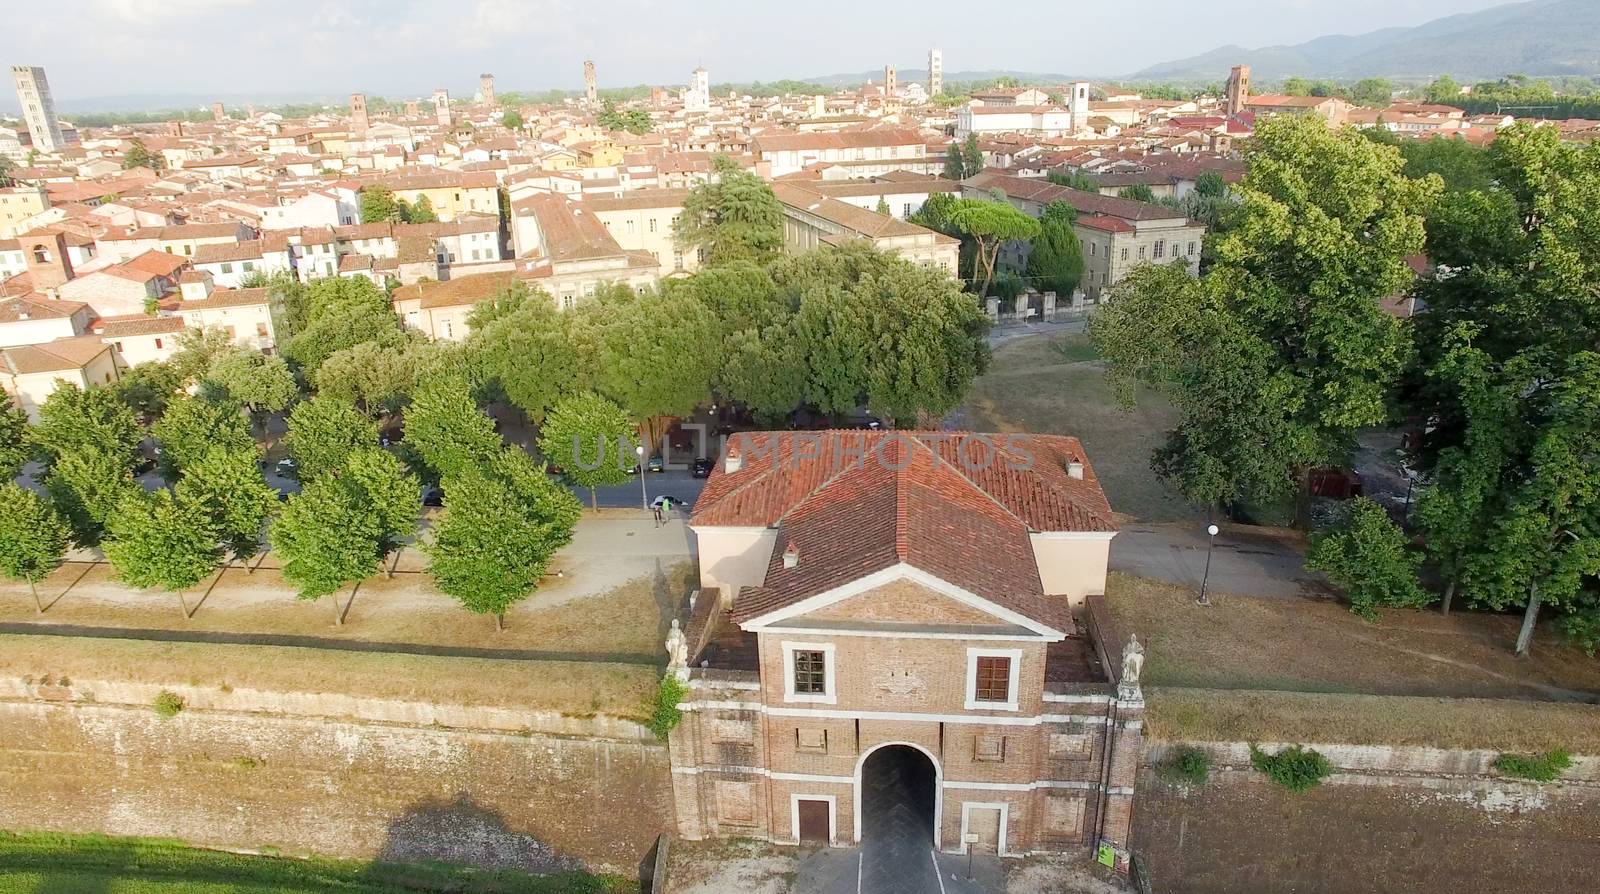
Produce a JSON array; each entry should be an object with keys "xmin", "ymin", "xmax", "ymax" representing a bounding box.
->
[{"xmin": 1126, "ymin": 0, "xmax": 1600, "ymax": 82}]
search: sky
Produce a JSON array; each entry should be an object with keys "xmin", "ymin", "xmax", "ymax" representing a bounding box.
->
[{"xmin": 2, "ymin": 0, "xmax": 1516, "ymax": 106}]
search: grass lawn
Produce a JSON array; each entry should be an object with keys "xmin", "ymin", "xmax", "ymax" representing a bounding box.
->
[
  {"xmin": 0, "ymin": 830, "xmax": 635, "ymax": 894},
  {"xmin": 1105, "ymin": 573, "xmax": 1600, "ymax": 702},
  {"xmin": 959, "ymin": 332, "xmax": 1190, "ymax": 523},
  {"xmin": 1145, "ymin": 688, "xmax": 1600, "ymax": 754},
  {"xmin": 0, "ymin": 634, "xmax": 659, "ymax": 721},
  {"xmin": 1, "ymin": 560, "xmax": 696, "ymax": 662}
]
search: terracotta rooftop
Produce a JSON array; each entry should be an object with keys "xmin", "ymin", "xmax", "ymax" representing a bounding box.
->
[{"xmin": 695, "ymin": 431, "xmax": 1114, "ymax": 634}]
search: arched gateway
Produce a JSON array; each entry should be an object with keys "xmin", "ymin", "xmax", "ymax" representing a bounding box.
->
[{"xmin": 667, "ymin": 431, "xmax": 1147, "ymax": 874}]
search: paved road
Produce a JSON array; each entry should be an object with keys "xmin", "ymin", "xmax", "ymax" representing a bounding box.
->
[
  {"xmin": 1110, "ymin": 522, "xmax": 1328, "ymax": 600},
  {"xmin": 569, "ymin": 469, "xmax": 706, "ymax": 510}
]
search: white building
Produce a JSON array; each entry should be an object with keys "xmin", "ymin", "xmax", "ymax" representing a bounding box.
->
[
  {"xmin": 684, "ymin": 67, "xmax": 711, "ymax": 113},
  {"xmin": 10, "ymin": 66, "xmax": 64, "ymax": 153}
]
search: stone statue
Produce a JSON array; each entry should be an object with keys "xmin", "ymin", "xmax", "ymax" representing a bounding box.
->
[
  {"xmin": 1120, "ymin": 634, "xmax": 1145, "ymax": 685},
  {"xmin": 665, "ymin": 619, "xmax": 689, "ymax": 677}
]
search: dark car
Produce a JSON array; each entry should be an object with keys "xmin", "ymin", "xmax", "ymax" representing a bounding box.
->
[
  {"xmin": 647, "ymin": 455, "xmax": 665, "ymax": 473},
  {"xmin": 274, "ymin": 457, "xmax": 298, "ymax": 478},
  {"xmin": 422, "ymin": 486, "xmax": 444, "ymax": 507},
  {"xmin": 692, "ymin": 457, "xmax": 714, "ymax": 478}
]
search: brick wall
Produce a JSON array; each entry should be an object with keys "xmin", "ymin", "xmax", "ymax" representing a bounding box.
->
[{"xmin": 0, "ymin": 699, "xmax": 670, "ymax": 874}]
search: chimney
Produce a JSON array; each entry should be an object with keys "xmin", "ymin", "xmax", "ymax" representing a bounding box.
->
[
  {"xmin": 1067, "ymin": 460, "xmax": 1084, "ymax": 480},
  {"xmin": 783, "ymin": 542, "xmax": 800, "ymax": 569},
  {"xmin": 724, "ymin": 442, "xmax": 742, "ymax": 473}
]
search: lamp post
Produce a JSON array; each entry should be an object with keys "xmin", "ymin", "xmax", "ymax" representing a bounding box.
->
[
  {"xmin": 636, "ymin": 444, "xmax": 648, "ymax": 511},
  {"xmin": 1196, "ymin": 523, "xmax": 1219, "ymax": 607}
]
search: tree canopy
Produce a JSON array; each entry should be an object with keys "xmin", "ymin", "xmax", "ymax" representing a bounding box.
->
[
  {"xmin": 673, "ymin": 156, "xmax": 784, "ymax": 266},
  {"xmin": 538, "ymin": 391, "xmax": 635, "ymax": 506},
  {"xmin": 1090, "ymin": 114, "xmax": 1439, "ymax": 513},
  {"xmin": 426, "ymin": 448, "xmax": 581, "ymax": 629},
  {"xmin": 0, "ymin": 483, "xmax": 69, "ymax": 611}
]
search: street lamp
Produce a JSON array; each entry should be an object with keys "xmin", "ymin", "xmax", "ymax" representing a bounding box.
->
[
  {"xmin": 1196, "ymin": 523, "xmax": 1220, "ymax": 607},
  {"xmin": 636, "ymin": 444, "xmax": 649, "ymax": 511}
]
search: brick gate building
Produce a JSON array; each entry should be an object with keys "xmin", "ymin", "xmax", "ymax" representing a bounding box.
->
[{"xmin": 669, "ymin": 431, "xmax": 1146, "ymax": 866}]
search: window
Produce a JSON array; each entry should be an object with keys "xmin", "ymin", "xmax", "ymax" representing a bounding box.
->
[
  {"xmin": 1089, "ymin": 243, "xmax": 1096, "ymax": 256},
  {"xmin": 974, "ymin": 657, "xmax": 1011, "ymax": 703},
  {"xmin": 649, "ymin": 218, "xmax": 658, "ymax": 233},
  {"xmin": 783, "ymin": 642, "xmax": 835, "ymax": 703},
  {"xmin": 442, "ymin": 320, "xmax": 453, "ymax": 339},
  {"xmin": 1153, "ymin": 240, "xmax": 1165, "ymax": 259},
  {"xmin": 30, "ymin": 245, "xmax": 48, "ymax": 263},
  {"xmin": 255, "ymin": 322, "xmax": 268, "ymax": 337},
  {"xmin": 154, "ymin": 338, "xmax": 163, "ymax": 349},
  {"xmin": 1137, "ymin": 245, "xmax": 1146, "ymax": 259},
  {"xmin": 220, "ymin": 262, "xmax": 233, "ymax": 273},
  {"xmin": 1120, "ymin": 247, "xmax": 1129, "ymax": 261},
  {"xmin": 793, "ymin": 650, "xmax": 826, "ymax": 694},
  {"xmin": 966, "ymin": 648, "xmax": 1021, "ymax": 710},
  {"xmin": 903, "ymin": 203, "xmax": 913, "ymax": 218},
  {"xmin": 1188, "ymin": 241, "xmax": 1197, "ymax": 256}
]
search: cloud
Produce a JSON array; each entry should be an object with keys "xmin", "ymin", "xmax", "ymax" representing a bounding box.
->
[{"xmin": 91, "ymin": 0, "xmax": 257, "ymax": 24}]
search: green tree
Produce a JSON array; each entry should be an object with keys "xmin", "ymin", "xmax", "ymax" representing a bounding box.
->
[
  {"xmin": 176, "ymin": 445, "xmax": 277, "ymax": 570},
  {"xmin": 719, "ymin": 323, "xmax": 807, "ymax": 423},
  {"xmin": 464, "ymin": 285, "xmax": 578, "ymax": 420},
  {"xmin": 285, "ymin": 396, "xmax": 378, "ymax": 480},
  {"xmin": 946, "ymin": 197, "xmax": 1041, "ymax": 296},
  {"xmin": 1350, "ymin": 78, "xmax": 1395, "ymax": 107},
  {"xmin": 538, "ymin": 391, "xmax": 635, "ymax": 507},
  {"xmin": 500, "ymin": 109, "xmax": 524, "ymax": 130},
  {"xmin": 206, "ymin": 348, "xmax": 298, "ymax": 431},
  {"xmin": 1047, "ymin": 169, "xmax": 1099, "ymax": 191},
  {"xmin": 0, "ymin": 484, "xmax": 69, "ymax": 612},
  {"xmin": 122, "ymin": 138, "xmax": 161, "ymax": 171},
  {"xmin": 152, "ymin": 393, "xmax": 253, "ymax": 478},
  {"xmin": 1423, "ymin": 75, "xmax": 1463, "ymax": 105},
  {"xmin": 1091, "ymin": 115, "xmax": 1439, "ymax": 518},
  {"xmin": 674, "ymin": 156, "xmax": 784, "ymax": 266},
  {"xmin": 589, "ymin": 288, "xmax": 720, "ymax": 449},
  {"xmin": 406, "ymin": 194, "xmax": 439, "ymax": 223},
  {"xmin": 0, "ymin": 392, "xmax": 28, "ymax": 480},
  {"xmin": 777, "ymin": 243, "xmax": 989, "ymax": 424},
  {"xmin": 943, "ymin": 143, "xmax": 966, "ymax": 180},
  {"xmin": 269, "ymin": 475, "xmax": 383, "ymax": 624},
  {"xmin": 1119, "ymin": 183, "xmax": 1158, "ymax": 203},
  {"xmin": 1307, "ymin": 497, "xmax": 1431, "ymax": 619},
  {"xmin": 315, "ymin": 339, "xmax": 421, "ymax": 417},
  {"xmin": 169, "ymin": 326, "xmax": 237, "ymax": 386},
  {"xmin": 285, "ymin": 277, "xmax": 405, "ymax": 377},
  {"xmin": 962, "ymin": 134, "xmax": 983, "ymax": 177},
  {"xmin": 33, "ymin": 384, "xmax": 141, "ymax": 468},
  {"xmin": 45, "ymin": 450, "xmax": 141, "ymax": 548},
  {"xmin": 403, "ymin": 377, "xmax": 501, "ymax": 482},
  {"xmin": 1193, "ymin": 171, "xmax": 1228, "ymax": 198},
  {"xmin": 110, "ymin": 360, "xmax": 183, "ymax": 422},
  {"xmin": 264, "ymin": 272, "xmax": 312, "ymax": 345},
  {"xmin": 104, "ymin": 490, "xmax": 220, "ymax": 618},
  {"xmin": 344, "ymin": 446, "xmax": 419, "ymax": 575},
  {"xmin": 360, "ymin": 185, "xmax": 403, "ymax": 223},
  {"xmin": 1026, "ymin": 201, "xmax": 1084, "ymax": 297},
  {"xmin": 426, "ymin": 449, "xmax": 580, "ymax": 629}
]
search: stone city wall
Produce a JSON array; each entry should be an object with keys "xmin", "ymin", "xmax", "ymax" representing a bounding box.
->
[{"xmin": 0, "ymin": 680, "xmax": 672, "ymax": 875}]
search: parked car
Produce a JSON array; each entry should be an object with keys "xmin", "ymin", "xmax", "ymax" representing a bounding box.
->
[
  {"xmin": 647, "ymin": 455, "xmax": 665, "ymax": 473},
  {"xmin": 692, "ymin": 457, "xmax": 714, "ymax": 478},
  {"xmin": 422, "ymin": 486, "xmax": 444, "ymax": 507},
  {"xmin": 275, "ymin": 457, "xmax": 298, "ymax": 478}
]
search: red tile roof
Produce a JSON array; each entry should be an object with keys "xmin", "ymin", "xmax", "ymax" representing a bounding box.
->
[{"xmin": 693, "ymin": 431, "xmax": 1117, "ymax": 631}]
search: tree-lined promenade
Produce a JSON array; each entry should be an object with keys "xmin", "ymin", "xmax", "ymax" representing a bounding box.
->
[{"xmin": 0, "ymin": 162, "xmax": 993, "ymax": 630}]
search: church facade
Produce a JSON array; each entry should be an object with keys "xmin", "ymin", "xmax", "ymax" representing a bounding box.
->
[{"xmin": 668, "ymin": 431, "xmax": 1146, "ymax": 865}]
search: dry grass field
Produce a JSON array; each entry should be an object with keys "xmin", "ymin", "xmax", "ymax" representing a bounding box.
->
[{"xmin": 1105, "ymin": 573, "xmax": 1600, "ymax": 702}]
